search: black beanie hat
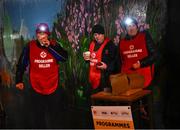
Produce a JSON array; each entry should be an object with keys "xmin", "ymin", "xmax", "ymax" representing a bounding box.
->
[{"xmin": 92, "ymin": 24, "xmax": 105, "ymax": 34}]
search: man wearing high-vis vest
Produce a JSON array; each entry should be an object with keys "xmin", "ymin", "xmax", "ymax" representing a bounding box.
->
[
  {"xmin": 119, "ymin": 17, "xmax": 157, "ymax": 88},
  {"xmin": 118, "ymin": 17, "xmax": 158, "ymax": 127},
  {"xmin": 83, "ymin": 24, "xmax": 118, "ymax": 94},
  {"xmin": 15, "ymin": 23, "xmax": 68, "ymax": 128}
]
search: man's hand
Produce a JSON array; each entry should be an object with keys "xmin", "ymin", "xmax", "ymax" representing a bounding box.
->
[
  {"xmin": 38, "ymin": 35, "xmax": 50, "ymax": 47},
  {"xmin": 96, "ymin": 62, "xmax": 107, "ymax": 70},
  {"xmin": 41, "ymin": 38, "xmax": 50, "ymax": 47},
  {"xmin": 132, "ymin": 61, "xmax": 141, "ymax": 69},
  {"xmin": 16, "ymin": 83, "xmax": 24, "ymax": 90}
]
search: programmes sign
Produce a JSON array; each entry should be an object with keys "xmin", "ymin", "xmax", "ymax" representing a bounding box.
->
[{"xmin": 91, "ymin": 106, "xmax": 134, "ymax": 129}]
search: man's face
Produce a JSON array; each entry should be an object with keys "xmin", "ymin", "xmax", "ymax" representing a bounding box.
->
[
  {"xmin": 126, "ymin": 23, "xmax": 138, "ymax": 36},
  {"xmin": 36, "ymin": 32, "xmax": 48, "ymax": 44},
  {"xmin": 93, "ymin": 33, "xmax": 105, "ymax": 44}
]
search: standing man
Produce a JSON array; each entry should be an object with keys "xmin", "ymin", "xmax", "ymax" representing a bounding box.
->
[
  {"xmin": 16, "ymin": 23, "xmax": 68, "ymax": 128},
  {"xmin": 83, "ymin": 24, "xmax": 118, "ymax": 94},
  {"xmin": 118, "ymin": 17, "xmax": 159, "ymax": 128},
  {"xmin": 119, "ymin": 17, "xmax": 157, "ymax": 88}
]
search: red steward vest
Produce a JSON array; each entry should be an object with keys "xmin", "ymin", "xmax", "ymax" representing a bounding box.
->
[
  {"xmin": 29, "ymin": 40, "xmax": 59, "ymax": 95},
  {"xmin": 120, "ymin": 33, "xmax": 153, "ymax": 87},
  {"xmin": 89, "ymin": 38, "xmax": 110, "ymax": 89}
]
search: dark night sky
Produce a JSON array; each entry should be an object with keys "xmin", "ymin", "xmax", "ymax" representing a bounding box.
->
[{"xmin": 4, "ymin": 0, "xmax": 65, "ymax": 38}]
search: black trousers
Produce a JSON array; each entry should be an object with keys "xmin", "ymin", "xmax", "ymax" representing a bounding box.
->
[{"xmin": 28, "ymin": 87, "xmax": 65, "ymax": 128}]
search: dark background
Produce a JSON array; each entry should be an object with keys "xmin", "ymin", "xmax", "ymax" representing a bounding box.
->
[
  {"xmin": 1, "ymin": 0, "xmax": 180, "ymax": 129},
  {"xmin": 163, "ymin": 0, "xmax": 180, "ymax": 128}
]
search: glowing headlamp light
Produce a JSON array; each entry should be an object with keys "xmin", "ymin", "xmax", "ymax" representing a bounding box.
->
[
  {"xmin": 124, "ymin": 17, "xmax": 133, "ymax": 26},
  {"xmin": 36, "ymin": 23, "xmax": 50, "ymax": 35},
  {"xmin": 39, "ymin": 25, "xmax": 47, "ymax": 32}
]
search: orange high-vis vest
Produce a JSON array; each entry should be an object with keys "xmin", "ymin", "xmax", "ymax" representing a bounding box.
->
[
  {"xmin": 120, "ymin": 33, "xmax": 154, "ymax": 87},
  {"xmin": 89, "ymin": 38, "xmax": 110, "ymax": 89}
]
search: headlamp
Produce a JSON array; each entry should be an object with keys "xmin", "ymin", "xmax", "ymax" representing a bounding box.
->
[
  {"xmin": 39, "ymin": 25, "xmax": 46, "ymax": 32},
  {"xmin": 124, "ymin": 17, "xmax": 134, "ymax": 26},
  {"xmin": 123, "ymin": 17, "xmax": 138, "ymax": 28},
  {"xmin": 36, "ymin": 23, "xmax": 50, "ymax": 35}
]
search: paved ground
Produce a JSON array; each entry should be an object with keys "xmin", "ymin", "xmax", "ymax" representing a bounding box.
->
[
  {"xmin": 1, "ymin": 86, "xmax": 166, "ymax": 129},
  {"xmin": 0, "ymin": 87, "xmax": 94, "ymax": 129}
]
